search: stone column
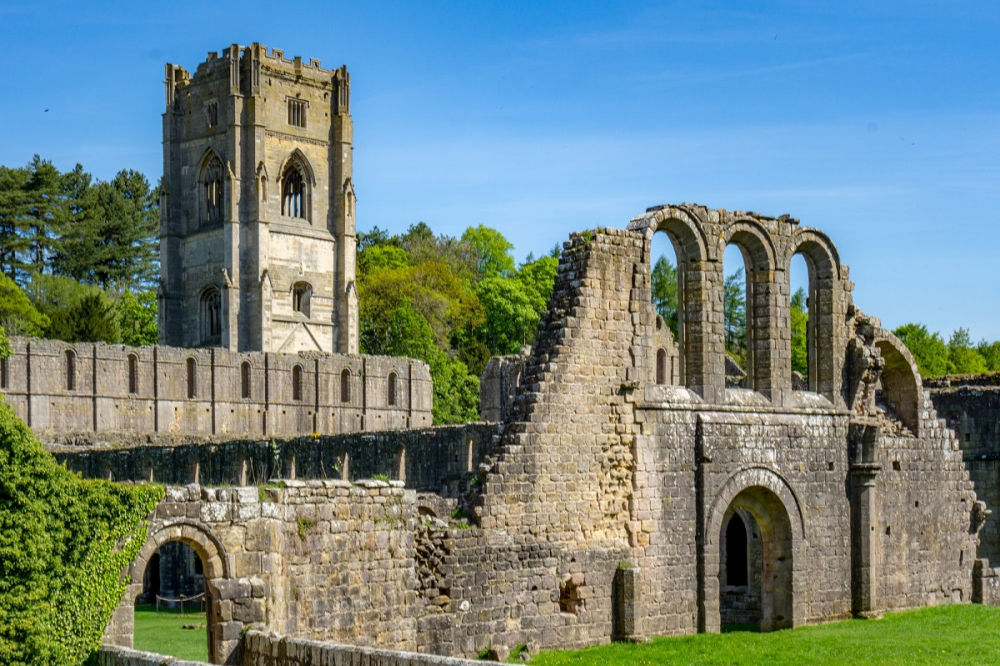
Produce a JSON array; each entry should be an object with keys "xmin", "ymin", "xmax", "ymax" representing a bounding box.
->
[{"xmin": 850, "ymin": 460, "xmax": 881, "ymax": 618}]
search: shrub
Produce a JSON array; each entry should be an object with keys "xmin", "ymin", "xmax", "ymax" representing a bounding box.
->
[{"xmin": 0, "ymin": 401, "xmax": 162, "ymax": 663}]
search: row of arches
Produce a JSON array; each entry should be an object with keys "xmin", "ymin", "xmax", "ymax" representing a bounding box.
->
[
  {"xmin": 197, "ymin": 148, "xmax": 314, "ymax": 226},
  {"xmin": 635, "ymin": 208, "xmax": 842, "ymax": 402}
]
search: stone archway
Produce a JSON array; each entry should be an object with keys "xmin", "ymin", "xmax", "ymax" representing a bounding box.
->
[
  {"xmin": 702, "ymin": 467, "xmax": 806, "ymax": 633},
  {"xmin": 104, "ymin": 520, "xmax": 232, "ymax": 663},
  {"xmin": 717, "ymin": 487, "xmax": 794, "ymax": 631}
]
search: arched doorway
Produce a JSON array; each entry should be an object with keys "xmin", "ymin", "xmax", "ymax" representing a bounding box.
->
[
  {"xmin": 718, "ymin": 486, "xmax": 794, "ymax": 631},
  {"xmin": 135, "ymin": 541, "xmax": 208, "ymax": 661},
  {"xmin": 106, "ymin": 521, "xmax": 232, "ymax": 663}
]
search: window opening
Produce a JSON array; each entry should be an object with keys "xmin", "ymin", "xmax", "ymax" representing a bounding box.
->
[
  {"xmin": 340, "ymin": 369, "xmax": 351, "ymax": 403},
  {"xmin": 200, "ymin": 288, "xmax": 221, "ymax": 345},
  {"xmin": 202, "ymin": 156, "xmax": 224, "ymax": 225},
  {"xmin": 726, "ymin": 514, "xmax": 749, "ymax": 586},
  {"xmin": 387, "ymin": 372, "xmax": 397, "ymax": 406},
  {"xmin": 287, "ymin": 98, "xmax": 307, "ymax": 128},
  {"xmin": 292, "ymin": 282, "xmax": 312, "ymax": 317},
  {"xmin": 722, "ymin": 244, "xmax": 748, "ymax": 388},
  {"xmin": 281, "ymin": 169, "xmax": 304, "ymax": 218},
  {"xmin": 292, "ymin": 365, "xmax": 303, "ymax": 402},
  {"xmin": 205, "ymin": 102, "xmax": 218, "ymax": 128},
  {"xmin": 789, "ymin": 253, "xmax": 810, "ymax": 390},
  {"xmin": 240, "ymin": 361, "xmax": 251, "ymax": 399},
  {"xmin": 186, "ymin": 358, "xmax": 197, "ymax": 399},
  {"xmin": 128, "ymin": 354, "xmax": 138, "ymax": 395},
  {"xmin": 0, "ymin": 356, "xmax": 7, "ymax": 389},
  {"xmin": 65, "ymin": 349, "xmax": 76, "ymax": 391},
  {"xmin": 656, "ymin": 348, "xmax": 667, "ymax": 385}
]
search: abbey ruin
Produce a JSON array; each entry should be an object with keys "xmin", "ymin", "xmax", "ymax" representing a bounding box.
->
[{"xmin": 3, "ymin": 44, "xmax": 999, "ymax": 665}]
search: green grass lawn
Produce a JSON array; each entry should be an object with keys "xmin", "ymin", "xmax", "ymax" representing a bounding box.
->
[
  {"xmin": 528, "ymin": 605, "xmax": 1000, "ymax": 665},
  {"xmin": 133, "ymin": 603, "xmax": 208, "ymax": 662}
]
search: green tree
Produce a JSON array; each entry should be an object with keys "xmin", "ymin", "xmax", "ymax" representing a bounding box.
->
[
  {"xmin": 473, "ymin": 277, "xmax": 538, "ymax": 357},
  {"xmin": 976, "ymin": 340, "xmax": 1000, "ymax": 373},
  {"xmin": 0, "ymin": 165, "xmax": 29, "ymax": 280},
  {"xmin": 23, "ymin": 155, "xmax": 66, "ymax": 278},
  {"xmin": 116, "ymin": 290, "xmax": 158, "ymax": 346},
  {"xmin": 894, "ymin": 323, "xmax": 952, "ymax": 377},
  {"xmin": 53, "ymin": 170, "xmax": 158, "ymax": 290},
  {"xmin": 651, "ymin": 255, "xmax": 678, "ymax": 338},
  {"xmin": 461, "ymin": 224, "xmax": 515, "ymax": 279},
  {"xmin": 0, "ymin": 273, "xmax": 48, "ymax": 337},
  {"xmin": 68, "ymin": 293, "xmax": 121, "ymax": 343},
  {"xmin": 948, "ymin": 327, "xmax": 987, "ymax": 375},
  {"xmin": 790, "ymin": 287, "xmax": 808, "ymax": 377},
  {"xmin": 517, "ymin": 254, "xmax": 558, "ymax": 320},
  {"xmin": 724, "ymin": 268, "xmax": 746, "ymax": 365}
]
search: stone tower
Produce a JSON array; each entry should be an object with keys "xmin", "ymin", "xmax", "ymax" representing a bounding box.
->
[{"xmin": 159, "ymin": 43, "xmax": 358, "ymax": 354}]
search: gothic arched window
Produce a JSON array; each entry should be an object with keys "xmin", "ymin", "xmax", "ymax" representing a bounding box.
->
[
  {"xmin": 201, "ymin": 156, "xmax": 224, "ymax": 225},
  {"xmin": 280, "ymin": 153, "xmax": 311, "ymax": 221},
  {"xmin": 200, "ymin": 287, "xmax": 221, "ymax": 345}
]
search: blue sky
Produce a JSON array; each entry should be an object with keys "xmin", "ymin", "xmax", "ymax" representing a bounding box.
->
[{"xmin": 1, "ymin": 1, "xmax": 998, "ymax": 339}]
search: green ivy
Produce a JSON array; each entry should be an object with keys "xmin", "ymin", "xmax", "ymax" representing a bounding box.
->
[{"xmin": 0, "ymin": 401, "xmax": 162, "ymax": 664}]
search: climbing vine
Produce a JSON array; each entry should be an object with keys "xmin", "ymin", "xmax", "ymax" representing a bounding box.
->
[{"xmin": 0, "ymin": 401, "xmax": 163, "ymax": 664}]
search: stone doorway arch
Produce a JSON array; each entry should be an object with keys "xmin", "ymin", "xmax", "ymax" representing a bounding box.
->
[
  {"xmin": 104, "ymin": 520, "xmax": 232, "ymax": 663},
  {"xmin": 702, "ymin": 467, "xmax": 806, "ymax": 633},
  {"xmin": 717, "ymin": 487, "xmax": 793, "ymax": 631}
]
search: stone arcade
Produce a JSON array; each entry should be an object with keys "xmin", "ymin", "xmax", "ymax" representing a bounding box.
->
[{"xmin": 3, "ymin": 44, "xmax": 999, "ymax": 665}]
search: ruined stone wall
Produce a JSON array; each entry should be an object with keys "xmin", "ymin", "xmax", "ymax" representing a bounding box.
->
[
  {"xmin": 105, "ymin": 481, "xmax": 423, "ymax": 662},
  {"xmin": 54, "ymin": 424, "xmax": 497, "ymax": 492},
  {"xmin": 1, "ymin": 338, "xmax": 431, "ymax": 439},
  {"xmin": 926, "ymin": 382, "xmax": 1000, "ymax": 565}
]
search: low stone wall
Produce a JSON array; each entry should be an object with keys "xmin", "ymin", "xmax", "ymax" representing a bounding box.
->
[
  {"xmin": 96, "ymin": 645, "xmax": 210, "ymax": 665},
  {"xmin": 52, "ymin": 423, "xmax": 499, "ymax": 491},
  {"xmin": 974, "ymin": 560, "xmax": 1000, "ymax": 605},
  {"xmin": 241, "ymin": 631, "xmax": 487, "ymax": 665},
  {"xmin": 1, "ymin": 337, "xmax": 432, "ymax": 439}
]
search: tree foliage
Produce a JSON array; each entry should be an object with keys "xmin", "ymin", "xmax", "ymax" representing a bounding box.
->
[
  {"xmin": 894, "ymin": 323, "xmax": 953, "ymax": 377},
  {"xmin": 0, "ymin": 402, "xmax": 163, "ymax": 663},
  {"xmin": 358, "ymin": 222, "xmax": 558, "ymax": 424},
  {"xmin": 790, "ymin": 287, "xmax": 808, "ymax": 377}
]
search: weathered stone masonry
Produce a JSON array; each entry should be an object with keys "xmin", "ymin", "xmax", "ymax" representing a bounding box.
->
[
  {"xmin": 76, "ymin": 204, "xmax": 996, "ymax": 664},
  {"xmin": 1, "ymin": 338, "xmax": 431, "ymax": 438}
]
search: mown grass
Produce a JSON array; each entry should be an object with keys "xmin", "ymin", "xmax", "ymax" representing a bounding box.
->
[
  {"xmin": 528, "ymin": 605, "xmax": 1000, "ymax": 665},
  {"xmin": 133, "ymin": 603, "xmax": 208, "ymax": 662}
]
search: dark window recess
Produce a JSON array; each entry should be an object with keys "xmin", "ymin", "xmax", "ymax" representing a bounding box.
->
[
  {"xmin": 65, "ymin": 350, "xmax": 76, "ymax": 391},
  {"xmin": 205, "ymin": 102, "xmax": 218, "ymax": 128},
  {"xmin": 128, "ymin": 354, "xmax": 138, "ymax": 394},
  {"xmin": 726, "ymin": 514, "xmax": 748, "ymax": 586},
  {"xmin": 186, "ymin": 358, "xmax": 197, "ymax": 399},
  {"xmin": 288, "ymin": 98, "xmax": 307, "ymax": 128},
  {"xmin": 241, "ymin": 361, "xmax": 251, "ymax": 399},
  {"xmin": 340, "ymin": 369, "xmax": 351, "ymax": 403},
  {"xmin": 387, "ymin": 372, "xmax": 397, "ymax": 406},
  {"xmin": 292, "ymin": 365, "xmax": 303, "ymax": 402}
]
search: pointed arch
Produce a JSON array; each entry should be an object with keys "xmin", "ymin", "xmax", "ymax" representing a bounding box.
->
[
  {"xmin": 197, "ymin": 148, "xmax": 226, "ymax": 226},
  {"xmin": 278, "ymin": 149, "xmax": 314, "ymax": 222}
]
